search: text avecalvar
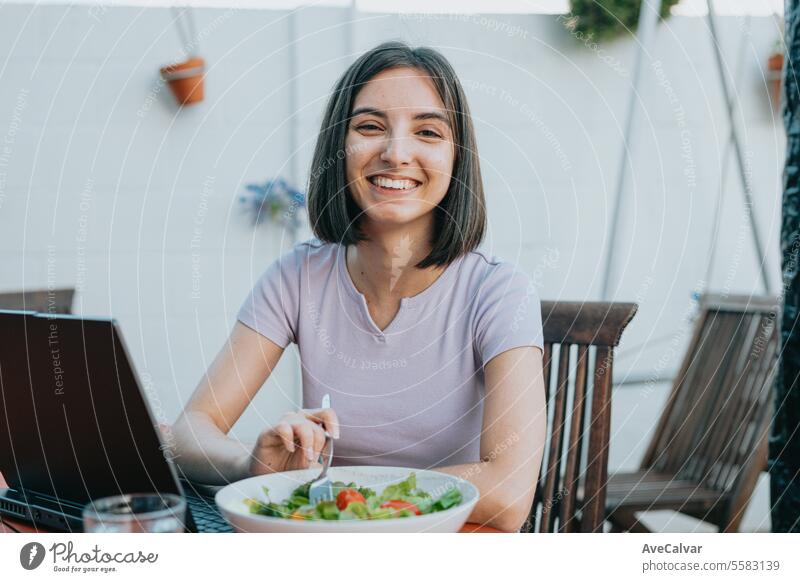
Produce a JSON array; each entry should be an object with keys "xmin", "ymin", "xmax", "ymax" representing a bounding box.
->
[{"xmin": 642, "ymin": 544, "xmax": 702, "ymax": 554}]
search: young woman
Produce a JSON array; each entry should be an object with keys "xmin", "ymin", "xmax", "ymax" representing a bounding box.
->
[{"xmin": 173, "ymin": 41, "xmax": 546, "ymax": 532}]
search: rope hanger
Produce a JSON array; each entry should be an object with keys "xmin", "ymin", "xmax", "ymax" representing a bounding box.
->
[{"xmin": 170, "ymin": 6, "xmax": 199, "ymax": 56}]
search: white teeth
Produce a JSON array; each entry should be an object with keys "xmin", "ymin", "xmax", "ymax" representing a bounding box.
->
[{"xmin": 370, "ymin": 176, "xmax": 419, "ymax": 190}]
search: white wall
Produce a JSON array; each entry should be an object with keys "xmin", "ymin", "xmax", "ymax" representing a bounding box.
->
[{"xmin": 0, "ymin": 5, "xmax": 785, "ymax": 530}]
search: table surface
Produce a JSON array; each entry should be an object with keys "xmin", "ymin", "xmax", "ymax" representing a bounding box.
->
[{"xmin": 0, "ymin": 473, "xmax": 500, "ymax": 534}]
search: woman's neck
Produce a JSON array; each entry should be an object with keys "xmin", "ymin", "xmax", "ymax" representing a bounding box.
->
[{"xmin": 347, "ymin": 220, "xmax": 445, "ymax": 302}]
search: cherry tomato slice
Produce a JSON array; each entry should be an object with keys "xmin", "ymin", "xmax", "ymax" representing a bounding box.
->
[
  {"xmin": 379, "ymin": 500, "xmax": 421, "ymax": 516},
  {"xmin": 336, "ymin": 489, "xmax": 366, "ymax": 510}
]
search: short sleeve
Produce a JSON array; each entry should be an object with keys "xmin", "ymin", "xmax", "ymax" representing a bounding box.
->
[
  {"xmin": 236, "ymin": 248, "xmax": 301, "ymax": 348},
  {"xmin": 474, "ymin": 262, "xmax": 544, "ymax": 367}
]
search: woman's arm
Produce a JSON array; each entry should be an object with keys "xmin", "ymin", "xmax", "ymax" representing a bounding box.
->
[
  {"xmin": 171, "ymin": 322, "xmax": 338, "ymax": 485},
  {"xmin": 435, "ymin": 346, "xmax": 546, "ymax": 532}
]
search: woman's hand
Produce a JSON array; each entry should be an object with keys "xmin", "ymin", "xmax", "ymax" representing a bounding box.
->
[{"xmin": 247, "ymin": 407, "xmax": 340, "ymax": 476}]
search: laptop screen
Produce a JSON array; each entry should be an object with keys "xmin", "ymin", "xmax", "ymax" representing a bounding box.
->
[{"xmin": 0, "ymin": 311, "xmax": 182, "ymax": 504}]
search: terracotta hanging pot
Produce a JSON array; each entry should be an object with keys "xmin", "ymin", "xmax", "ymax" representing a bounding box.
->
[
  {"xmin": 160, "ymin": 56, "xmax": 205, "ymax": 106},
  {"xmin": 767, "ymin": 51, "xmax": 784, "ymax": 108}
]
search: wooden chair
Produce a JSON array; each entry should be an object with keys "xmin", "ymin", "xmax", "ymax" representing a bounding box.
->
[
  {"xmin": 0, "ymin": 288, "xmax": 75, "ymax": 314},
  {"xmin": 606, "ymin": 294, "xmax": 780, "ymax": 533},
  {"xmin": 523, "ymin": 300, "xmax": 638, "ymax": 532}
]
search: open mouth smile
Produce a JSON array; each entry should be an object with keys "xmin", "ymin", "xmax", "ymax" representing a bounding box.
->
[{"xmin": 367, "ymin": 175, "xmax": 422, "ymax": 194}]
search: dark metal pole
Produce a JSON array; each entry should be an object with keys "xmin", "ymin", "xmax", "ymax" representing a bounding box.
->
[{"xmin": 772, "ymin": 0, "xmax": 800, "ymax": 533}]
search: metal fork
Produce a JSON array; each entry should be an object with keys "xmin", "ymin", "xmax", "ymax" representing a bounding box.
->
[{"xmin": 308, "ymin": 393, "xmax": 334, "ymax": 505}]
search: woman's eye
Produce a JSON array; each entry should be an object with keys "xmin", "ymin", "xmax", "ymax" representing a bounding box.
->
[
  {"xmin": 357, "ymin": 124, "xmax": 382, "ymax": 131},
  {"xmin": 418, "ymin": 129, "xmax": 442, "ymax": 138}
]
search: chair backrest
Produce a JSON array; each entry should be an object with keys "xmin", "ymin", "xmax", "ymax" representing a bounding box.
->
[
  {"xmin": 641, "ymin": 294, "xmax": 779, "ymax": 518},
  {"xmin": 527, "ymin": 300, "xmax": 637, "ymax": 533},
  {"xmin": 0, "ymin": 288, "xmax": 75, "ymax": 314}
]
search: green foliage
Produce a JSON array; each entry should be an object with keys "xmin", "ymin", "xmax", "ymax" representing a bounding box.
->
[{"xmin": 566, "ymin": 0, "xmax": 680, "ymax": 42}]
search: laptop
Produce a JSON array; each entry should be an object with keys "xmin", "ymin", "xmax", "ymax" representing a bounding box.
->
[{"xmin": 0, "ymin": 310, "xmax": 232, "ymax": 533}]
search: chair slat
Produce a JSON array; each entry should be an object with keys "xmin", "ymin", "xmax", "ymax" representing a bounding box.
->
[
  {"xmin": 712, "ymin": 324, "xmax": 779, "ymax": 491},
  {"xmin": 558, "ymin": 344, "xmax": 589, "ymax": 532},
  {"xmin": 698, "ymin": 313, "xmax": 767, "ymax": 489},
  {"xmin": 580, "ymin": 346, "xmax": 613, "ymax": 532},
  {"xmin": 543, "ymin": 343, "xmax": 553, "ymax": 403},
  {"xmin": 691, "ymin": 313, "xmax": 760, "ymax": 483},
  {"xmin": 684, "ymin": 311, "xmax": 755, "ymax": 482},
  {"xmin": 669, "ymin": 312, "xmax": 741, "ymax": 477},
  {"xmin": 539, "ymin": 344, "xmax": 571, "ymax": 532},
  {"xmin": 649, "ymin": 309, "xmax": 722, "ymax": 472}
]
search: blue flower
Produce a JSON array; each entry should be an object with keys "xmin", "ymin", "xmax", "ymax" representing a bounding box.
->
[{"xmin": 241, "ymin": 177, "xmax": 306, "ymax": 232}]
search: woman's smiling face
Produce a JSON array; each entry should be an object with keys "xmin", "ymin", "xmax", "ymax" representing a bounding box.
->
[{"xmin": 344, "ymin": 66, "xmax": 455, "ymax": 231}]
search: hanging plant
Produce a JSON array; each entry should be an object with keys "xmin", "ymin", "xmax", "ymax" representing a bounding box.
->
[
  {"xmin": 160, "ymin": 57, "xmax": 205, "ymax": 106},
  {"xmin": 241, "ymin": 177, "xmax": 306, "ymax": 235},
  {"xmin": 768, "ymin": 35, "xmax": 785, "ymax": 109},
  {"xmin": 566, "ymin": 0, "xmax": 680, "ymax": 42},
  {"xmin": 160, "ymin": 7, "xmax": 205, "ymax": 106}
]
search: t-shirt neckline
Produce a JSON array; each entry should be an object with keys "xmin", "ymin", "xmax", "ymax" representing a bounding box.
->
[{"xmin": 336, "ymin": 243, "xmax": 463, "ymax": 311}]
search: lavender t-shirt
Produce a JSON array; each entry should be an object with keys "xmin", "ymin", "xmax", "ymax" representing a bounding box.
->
[{"xmin": 237, "ymin": 238, "xmax": 543, "ymax": 469}]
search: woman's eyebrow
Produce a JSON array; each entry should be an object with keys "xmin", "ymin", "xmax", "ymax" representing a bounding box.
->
[
  {"xmin": 350, "ymin": 107, "xmax": 450, "ymax": 127},
  {"xmin": 413, "ymin": 111, "xmax": 451, "ymax": 126},
  {"xmin": 350, "ymin": 107, "xmax": 386, "ymax": 119}
]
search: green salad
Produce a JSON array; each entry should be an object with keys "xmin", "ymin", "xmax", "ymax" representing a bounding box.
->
[{"xmin": 245, "ymin": 472, "xmax": 462, "ymax": 521}]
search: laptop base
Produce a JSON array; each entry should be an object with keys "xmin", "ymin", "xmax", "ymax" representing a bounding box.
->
[
  {"xmin": 0, "ymin": 486, "xmax": 232, "ymax": 533},
  {"xmin": 0, "ymin": 487, "xmax": 83, "ymax": 531}
]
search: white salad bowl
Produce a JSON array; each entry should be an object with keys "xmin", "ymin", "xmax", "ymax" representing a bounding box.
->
[{"xmin": 215, "ymin": 465, "xmax": 480, "ymax": 533}]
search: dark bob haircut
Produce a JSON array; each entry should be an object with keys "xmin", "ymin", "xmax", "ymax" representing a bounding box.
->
[{"xmin": 306, "ymin": 40, "xmax": 486, "ymax": 269}]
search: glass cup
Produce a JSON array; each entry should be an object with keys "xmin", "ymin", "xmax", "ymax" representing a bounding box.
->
[{"xmin": 82, "ymin": 493, "xmax": 186, "ymax": 533}]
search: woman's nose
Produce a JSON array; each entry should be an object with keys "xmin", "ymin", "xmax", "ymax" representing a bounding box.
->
[{"xmin": 380, "ymin": 134, "xmax": 413, "ymax": 167}]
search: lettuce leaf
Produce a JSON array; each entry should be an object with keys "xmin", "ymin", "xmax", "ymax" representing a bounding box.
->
[
  {"xmin": 430, "ymin": 487, "xmax": 462, "ymax": 512},
  {"xmin": 377, "ymin": 472, "xmax": 417, "ymax": 502},
  {"xmin": 357, "ymin": 486, "xmax": 377, "ymax": 499},
  {"xmin": 315, "ymin": 500, "xmax": 340, "ymax": 520},
  {"xmin": 339, "ymin": 501, "xmax": 370, "ymax": 520}
]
